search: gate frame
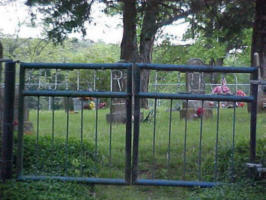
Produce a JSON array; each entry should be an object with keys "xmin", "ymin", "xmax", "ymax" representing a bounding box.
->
[
  {"xmin": 1, "ymin": 61, "xmax": 16, "ymax": 180},
  {"xmin": 15, "ymin": 62, "xmax": 133, "ymax": 185},
  {"xmin": 0, "ymin": 61, "xmax": 259, "ymax": 187},
  {"xmin": 132, "ymin": 63, "xmax": 258, "ymax": 187}
]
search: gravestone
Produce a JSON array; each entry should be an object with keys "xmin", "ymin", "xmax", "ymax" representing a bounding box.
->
[
  {"xmin": 257, "ymin": 58, "xmax": 266, "ymax": 112},
  {"xmin": 180, "ymin": 58, "xmax": 213, "ymax": 120},
  {"xmin": 248, "ymin": 54, "xmax": 266, "ymax": 113},
  {"xmin": 0, "ymin": 88, "xmax": 33, "ymax": 134},
  {"xmin": 185, "ymin": 58, "xmax": 205, "ymax": 94},
  {"xmin": 106, "ymin": 69, "xmax": 128, "ymax": 123}
]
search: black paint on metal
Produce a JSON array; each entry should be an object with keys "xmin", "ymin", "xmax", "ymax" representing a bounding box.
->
[
  {"xmin": 132, "ymin": 64, "xmax": 140, "ymax": 184},
  {"xmin": 16, "ymin": 65, "xmax": 25, "ymax": 178},
  {"xmin": 250, "ymin": 66, "xmax": 258, "ymax": 163},
  {"xmin": 1, "ymin": 61, "xmax": 16, "ymax": 180},
  {"xmin": 125, "ymin": 66, "xmax": 133, "ymax": 184}
]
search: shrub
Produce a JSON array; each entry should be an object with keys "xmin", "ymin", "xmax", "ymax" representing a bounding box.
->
[
  {"xmin": 0, "ymin": 135, "xmax": 98, "ymax": 200},
  {"xmin": 20, "ymin": 135, "xmax": 100, "ymax": 177},
  {"xmin": 202, "ymin": 137, "xmax": 266, "ymax": 181},
  {"xmin": 189, "ymin": 181, "xmax": 265, "ymax": 200},
  {"xmin": 189, "ymin": 138, "xmax": 266, "ymax": 200},
  {"xmin": 0, "ymin": 179, "xmax": 94, "ymax": 200}
]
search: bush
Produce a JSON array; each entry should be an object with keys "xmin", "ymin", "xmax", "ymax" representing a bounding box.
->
[
  {"xmin": 189, "ymin": 138, "xmax": 266, "ymax": 200},
  {"xmin": 0, "ymin": 136, "xmax": 98, "ymax": 200},
  {"xmin": 20, "ymin": 135, "xmax": 100, "ymax": 177},
  {"xmin": 202, "ymin": 137, "xmax": 266, "ymax": 181},
  {"xmin": 189, "ymin": 181, "xmax": 265, "ymax": 200},
  {"xmin": 0, "ymin": 179, "xmax": 94, "ymax": 200}
]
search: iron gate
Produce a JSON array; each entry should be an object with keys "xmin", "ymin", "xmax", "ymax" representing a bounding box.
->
[
  {"xmin": 132, "ymin": 63, "xmax": 258, "ymax": 187},
  {"xmin": 1, "ymin": 61, "xmax": 259, "ymax": 187}
]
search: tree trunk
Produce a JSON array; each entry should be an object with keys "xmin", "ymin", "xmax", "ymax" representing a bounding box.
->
[
  {"xmin": 0, "ymin": 41, "xmax": 2, "ymax": 82},
  {"xmin": 0, "ymin": 41, "xmax": 3, "ymax": 133},
  {"xmin": 139, "ymin": 0, "xmax": 160, "ymax": 108},
  {"xmin": 250, "ymin": 0, "xmax": 266, "ymax": 112},
  {"xmin": 251, "ymin": 0, "xmax": 266, "ymax": 73},
  {"xmin": 120, "ymin": 0, "xmax": 138, "ymax": 62}
]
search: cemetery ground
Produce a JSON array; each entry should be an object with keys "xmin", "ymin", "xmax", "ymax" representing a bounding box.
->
[{"xmin": 1, "ymin": 104, "xmax": 265, "ymax": 200}]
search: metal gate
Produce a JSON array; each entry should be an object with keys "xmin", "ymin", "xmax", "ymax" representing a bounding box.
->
[
  {"xmin": 0, "ymin": 61, "xmax": 259, "ymax": 187},
  {"xmin": 132, "ymin": 63, "xmax": 258, "ymax": 187}
]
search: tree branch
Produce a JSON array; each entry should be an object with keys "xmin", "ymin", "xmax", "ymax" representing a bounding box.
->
[{"xmin": 157, "ymin": 10, "xmax": 191, "ymax": 28}]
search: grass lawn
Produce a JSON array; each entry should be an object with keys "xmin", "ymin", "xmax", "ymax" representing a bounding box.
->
[{"xmin": 2, "ymin": 99, "xmax": 265, "ymax": 199}]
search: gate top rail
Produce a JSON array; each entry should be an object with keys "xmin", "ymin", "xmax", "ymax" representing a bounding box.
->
[
  {"xmin": 137, "ymin": 63, "xmax": 257, "ymax": 73},
  {"xmin": 23, "ymin": 90, "xmax": 129, "ymax": 98},
  {"xmin": 20, "ymin": 62, "xmax": 131, "ymax": 70},
  {"xmin": 138, "ymin": 92, "xmax": 254, "ymax": 102},
  {"xmin": 20, "ymin": 62, "xmax": 257, "ymax": 73}
]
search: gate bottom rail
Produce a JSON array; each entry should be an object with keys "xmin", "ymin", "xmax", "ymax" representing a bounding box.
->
[
  {"xmin": 134, "ymin": 179, "xmax": 219, "ymax": 188},
  {"xmin": 17, "ymin": 175, "xmax": 219, "ymax": 188},
  {"xmin": 17, "ymin": 175, "xmax": 127, "ymax": 185}
]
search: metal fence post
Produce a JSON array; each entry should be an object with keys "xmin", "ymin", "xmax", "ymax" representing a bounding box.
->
[
  {"xmin": 125, "ymin": 65, "xmax": 132, "ymax": 184},
  {"xmin": 16, "ymin": 65, "xmax": 25, "ymax": 178},
  {"xmin": 1, "ymin": 61, "xmax": 16, "ymax": 180},
  {"xmin": 250, "ymin": 53, "xmax": 259, "ymax": 163},
  {"xmin": 132, "ymin": 63, "xmax": 140, "ymax": 184}
]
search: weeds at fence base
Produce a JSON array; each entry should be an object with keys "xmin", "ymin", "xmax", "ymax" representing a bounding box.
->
[{"xmin": 0, "ymin": 179, "xmax": 94, "ymax": 200}]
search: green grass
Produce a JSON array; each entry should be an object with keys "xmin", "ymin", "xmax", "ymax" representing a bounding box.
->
[
  {"xmin": 27, "ymin": 104, "xmax": 265, "ymax": 181},
  {"xmin": 1, "ymin": 102, "xmax": 265, "ymax": 199}
]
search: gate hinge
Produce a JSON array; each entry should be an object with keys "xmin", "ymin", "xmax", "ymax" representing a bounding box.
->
[
  {"xmin": 0, "ymin": 59, "xmax": 20, "ymax": 63},
  {"xmin": 250, "ymin": 80, "xmax": 266, "ymax": 85},
  {"xmin": 246, "ymin": 163, "xmax": 266, "ymax": 179}
]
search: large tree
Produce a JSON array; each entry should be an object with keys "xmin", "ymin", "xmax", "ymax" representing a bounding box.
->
[
  {"xmin": 25, "ymin": 0, "xmax": 263, "ymax": 107},
  {"xmin": 25, "ymin": 0, "xmax": 209, "ymax": 107},
  {"xmin": 251, "ymin": 0, "xmax": 266, "ymax": 77},
  {"xmin": 184, "ymin": 0, "xmax": 265, "ymax": 77}
]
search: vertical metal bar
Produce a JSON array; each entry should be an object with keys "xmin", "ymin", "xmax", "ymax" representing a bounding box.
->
[
  {"xmin": 110, "ymin": 70, "xmax": 113, "ymax": 91},
  {"xmin": 183, "ymin": 99, "xmax": 188, "ymax": 179},
  {"xmin": 93, "ymin": 70, "xmax": 96, "ymax": 91},
  {"xmin": 132, "ymin": 64, "xmax": 140, "ymax": 183},
  {"xmin": 109, "ymin": 98, "xmax": 113, "ymax": 166},
  {"xmin": 54, "ymin": 69, "xmax": 58, "ymax": 90},
  {"xmin": 152, "ymin": 98, "xmax": 157, "ymax": 179},
  {"xmin": 125, "ymin": 66, "xmax": 132, "ymax": 184},
  {"xmin": 36, "ymin": 97, "xmax": 40, "ymax": 145},
  {"xmin": 48, "ymin": 93, "xmax": 52, "ymax": 110},
  {"xmin": 17, "ymin": 65, "xmax": 25, "ymax": 178},
  {"xmin": 95, "ymin": 98, "xmax": 98, "ymax": 155},
  {"xmin": 155, "ymin": 71, "xmax": 158, "ymax": 93},
  {"xmin": 80, "ymin": 100, "xmax": 84, "ymax": 176},
  {"xmin": 77, "ymin": 70, "xmax": 80, "ymax": 90},
  {"xmin": 198, "ymin": 100, "xmax": 204, "ymax": 181},
  {"xmin": 1, "ymin": 61, "xmax": 16, "ymax": 180},
  {"xmin": 250, "ymin": 63, "xmax": 258, "ymax": 163},
  {"xmin": 167, "ymin": 99, "xmax": 173, "ymax": 176},
  {"xmin": 36, "ymin": 96, "xmax": 40, "ymax": 171},
  {"xmin": 38, "ymin": 70, "xmax": 41, "ymax": 89},
  {"xmin": 214, "ymin": 102, "xmax": 220, "ymax": 180},
  {"xmin": 51, "ymin": 97, "xmax": 55, "ymax": 144},
  {"xmin": 65, "ymin": 97, "xmax": 70, "ymax": 175},
  {"xmin": 66, "ymin": 73, "xmax": 69, "ymax": 90},
  {"xmin": 231, "ymin": 102, "xmax": 236, "ymax": 180}
]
